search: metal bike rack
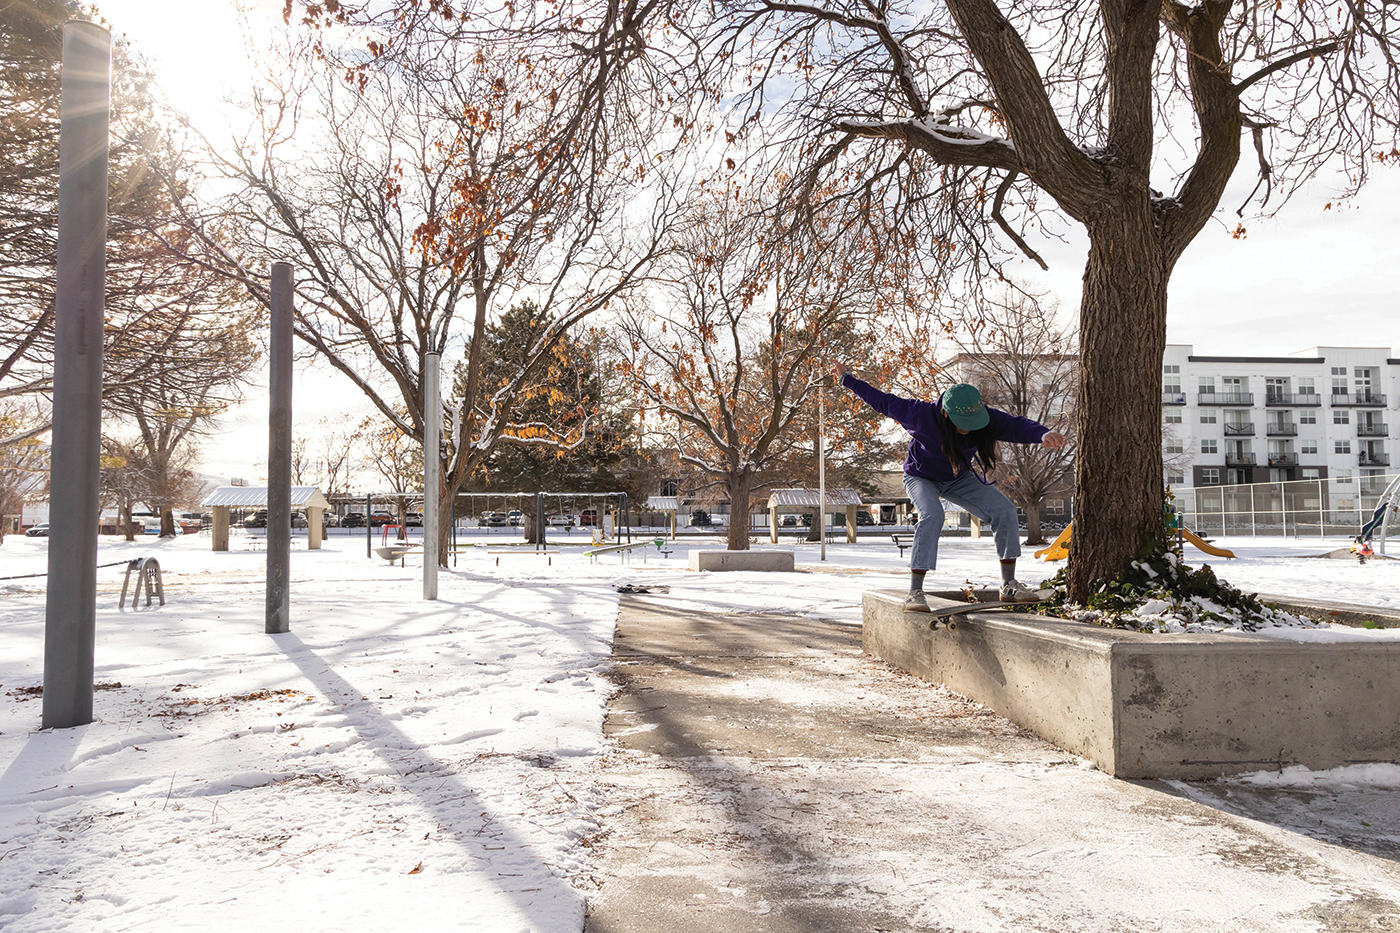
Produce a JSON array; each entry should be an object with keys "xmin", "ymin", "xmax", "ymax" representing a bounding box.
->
[{"xmin": 120, "ymin": 557, "xmax": 165, "ymax": 609}]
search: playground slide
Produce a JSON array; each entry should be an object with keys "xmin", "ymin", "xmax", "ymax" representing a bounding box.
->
[
  {"xmin": 1035, "ymin": 524, "xmax": 1072, "ymax": 561},
  {"xmin": 1179, "ymin": 528, "xmax": 1235, "ymax": 559},
  {"xmin": 1034, "ymin": 523, "xmax": 1234, "ymax": 560}
]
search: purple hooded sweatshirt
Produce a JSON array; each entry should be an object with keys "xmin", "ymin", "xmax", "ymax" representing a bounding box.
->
[{"xmin": 840, "ymin": 374, "xmax": 1049, "ymax": 483}]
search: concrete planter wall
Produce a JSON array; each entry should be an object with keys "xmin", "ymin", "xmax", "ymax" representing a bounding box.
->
[
  {"xmin": 863, "ymin": 589, "xmax": 1400, "ymax": 780},
  {"xmin": 688, "ymin": 549, "xmax": 795, "ymax": 572}
]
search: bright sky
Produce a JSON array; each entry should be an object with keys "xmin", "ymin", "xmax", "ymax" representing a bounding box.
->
[{"xmin": 87, "ymin": 1, "xmax": 1400, "ymax": 485}]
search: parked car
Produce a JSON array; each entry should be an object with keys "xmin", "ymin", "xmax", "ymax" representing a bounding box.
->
[
  {"xmin": 243, "ymin": 510, "xmax": 268, "ymax": 529},
  {"xmin": 780, "ymin": 514, "xmax": 797, "ymax": 527},
  {"xmin": 580, "ymin": 508, "xmax": 599, "ymax": 526},
  {"xmin": 322, "ymin": 512, "xmax": 341, "ymax": 528},
  {"xmin": 507, "ymin": 510, "xmax": 523, "ymax": 526},
  {"xmin": 25, "ymin": 523, "xmax": 48, "ymax": 537},
  {"xmin": 341, "ymin": 512, "xmax": 365, "ymax": 528},
  {"xmin": 689, "ymin": 509, "xmax": 710, "ymax": 527},
  {"xmin": 484, "ymin": 512, "xmax": 509, "ymax": 527},
  {"xmin": 856, "ymin": 511, "xmax": 875, "ymax": 526},
  {"xmin": 404, "ymin": 512, "xmax": 423, "ymax": 527},
  {"xmin": 369, "ymin": 512, "xmax": 396, "ymax": 527},
  {"xmin": 546, "ymin": 513, "xmax": 575, "ymax": 527}
]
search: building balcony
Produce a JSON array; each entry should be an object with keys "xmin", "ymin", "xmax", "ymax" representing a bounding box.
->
[
  {"xmin": 1223, "ymin": 422, "xmax": 1254, "ymax": 436},
  {"xmin": 1267, "ymin": 453, "xmax": 1298, "ymax": 467},
  {"xmin": 1359, "ymin": 453, "xmax": 1391, "ymax": 467},
  {"xmin": 1266, "ymin": 422, "xmax": 1298, "ymax": 436},
  {"xmin": 1161, "ymin": 391, "xmax": 1187, "ymax": 405},
  {"xmin": 1357, "ymin": 423, "xmax": 1390, "ymax": 437},
  {"xmin": 1198, "ymin": 392, "xmax": 1254, "ymax": 407},
  {"xmin": 1331, "ymin": 393, "xmax": 1388, "ymax": 407},
  {"xmin": 1265, "ymin": 393, "xmax": 1322, "ymax": 407},
  {"xmin": 1225, "ymin": 453, "xmax": 1257, "ymax": 466}
]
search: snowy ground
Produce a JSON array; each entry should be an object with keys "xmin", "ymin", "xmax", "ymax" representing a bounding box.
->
[{"xmin": 2, "ymin": 529, "xmax": 1399, "ymax": 931}]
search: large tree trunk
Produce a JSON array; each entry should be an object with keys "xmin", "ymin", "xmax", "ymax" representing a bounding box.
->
[
  {"xmin": 1068, "ymin": 215, "xmax": 1167, "ymax": 603},
  {"xmin": 725, "ymin": 471, "xmax": 753, "ymax": 550},
  {"xmin": 1022, "ymin": 502, "xmax": 1044, "ymax": 547}
]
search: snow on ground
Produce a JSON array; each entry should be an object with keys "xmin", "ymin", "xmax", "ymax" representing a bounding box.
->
[{"xmin": 1, "ymin": 528, "xmax": 1399, "ymax": 931}]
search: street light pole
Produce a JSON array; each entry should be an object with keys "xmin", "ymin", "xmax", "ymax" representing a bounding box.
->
[{"xmin": 818, "ymin": 387, "xmax": 827, "ymax": 562}]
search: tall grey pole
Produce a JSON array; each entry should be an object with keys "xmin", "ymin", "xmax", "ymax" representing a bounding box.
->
[
  {"xmin": 818, "ymin": 388, "xmax": 827, "ymax": 562},
  {"xmin": 265, "ymin": 263, "xmax": 293, "ymax": 634},
  {"xmin": 423, "ymin": 352, "xmax": 440, "ymax": 600},
  {"xmin": 43, "ymin": 22, "xmax": 110, "ymax": 731}
]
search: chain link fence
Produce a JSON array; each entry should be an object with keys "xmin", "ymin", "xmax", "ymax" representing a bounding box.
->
[{"xmin": 1173, "ymin": 472, "xmax": 1399, "ymax": 538}]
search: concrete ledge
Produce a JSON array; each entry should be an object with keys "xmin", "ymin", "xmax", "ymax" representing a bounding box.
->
[
  {"xmin": 863, "ymin": 589, "xmax": 1400, "ymax": 779},
  {"xmin": 1257, "ymin": 593, "xmax": 1400, "ymax": 629},
  {"xmin": 688, "ymin": 549, "xmax": 795, "ymax": 572}
]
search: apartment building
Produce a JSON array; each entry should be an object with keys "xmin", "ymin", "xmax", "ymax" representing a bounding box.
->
[{"xmin": 1161, "ymin": 346, "xmax": 1398, "ymax": 491}]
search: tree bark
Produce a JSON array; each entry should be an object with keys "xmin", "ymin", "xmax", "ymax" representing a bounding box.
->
[
  {"xmin": 1023, "ymin": 502, "xmax": 1043, "ymax": 547},
  {"xmin": 1068, "ymin": 214, "xmax": 1168, "ymax": 603},
  {"xmin": 725, "ymin": 471, "xmax": 754, "ymax": 551}
]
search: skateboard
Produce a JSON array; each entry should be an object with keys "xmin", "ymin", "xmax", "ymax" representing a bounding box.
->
[{"xmin": 924, "ymin": 600, "xmax": 1038, "ymax": 631}]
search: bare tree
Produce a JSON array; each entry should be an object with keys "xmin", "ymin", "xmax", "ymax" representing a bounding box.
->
[
  {"xmin": 683, "ymin": 0, "xmax": 1400, "ymax": 599},
  {"xmin": 618, "ymin": 184, "xmax": 903, "ymax": 550},
  {"xmin": 0, "ymin": 401, "xmax": 48, "ymax": 540},
  {"xmin": 0, "ymin": 0, "xmax": 255, "ymax": 446},
  {"xmin": 165, "ymin": 5, "xmax": 678, "ymax": 565},
  {"xmin": 945, "ymin": 293, "xmax": 1078, "ymax": 545}
]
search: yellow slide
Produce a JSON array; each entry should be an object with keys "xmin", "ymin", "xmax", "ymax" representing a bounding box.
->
[
  {"xmin": 1034, "ymin": 523, "xmax": 1234, "ymax": 560},
  {"xmin": 1035, "ymin": 524, "xmax": 1073, "ymax": 561},
  {"xmin": 1180, "ymin": 528, "xmax": 1235, "ymax": 559}
]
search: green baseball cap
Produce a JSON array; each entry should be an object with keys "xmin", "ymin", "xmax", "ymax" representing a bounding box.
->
[{"xmin": 940, "ymin": 383, "xmax": 989, "ymax": 431}]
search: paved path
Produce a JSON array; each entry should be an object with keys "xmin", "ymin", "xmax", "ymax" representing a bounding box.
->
[{"xmin": 582, "ymin": 594, "xmax": 1400, "ymax": 932}]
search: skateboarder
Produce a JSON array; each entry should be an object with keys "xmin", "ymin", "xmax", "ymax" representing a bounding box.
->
[{"xmin": 832, "ymin": 363, "xmax": 1067, "ymax": 612}]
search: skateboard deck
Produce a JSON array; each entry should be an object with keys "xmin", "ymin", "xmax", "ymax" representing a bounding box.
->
[{"xmin": 924, "ymin": 599, "xmax": 1039, "ymax": 631}]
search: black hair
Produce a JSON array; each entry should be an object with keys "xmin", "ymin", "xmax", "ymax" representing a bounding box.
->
[{"xmin": 937, "ymin": 409, "xmax": 998, "ymax": 476}]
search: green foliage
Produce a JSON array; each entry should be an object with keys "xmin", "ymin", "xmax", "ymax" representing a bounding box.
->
[{"xmin": 1037, "ymin": 545, "xmax": 1275, "ymax": 632}]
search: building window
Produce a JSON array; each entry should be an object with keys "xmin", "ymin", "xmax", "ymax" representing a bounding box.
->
[
  {"xmin": 1200, "ymin": 409, "xmax": 1217, "ymax": 424},
  {"xmin": 1332, "ymin": 367, "xmax": 1347, "ymax": 376},
  {"xmin": 1301, "ymin": 468, "xmax": 1321, "ymax": 480},
  {"xmin": 1339, "ymin": 498, "xmax": 1355, "ymax": 510},
  {"xmin": 1199, "ymin": 377, "xmax": 1215, "ymax": 392},
  {"xmin": 1200, "ymin": 468, "xmax": 1220, "ymax": 485},
  {"xmin": 1301, "ymin": 439, "xmax": 1318, "ymax": 454},
  {"xmin": 1337, "ymin": 469, "xmax": 1352, "ymax": 484},
  {"xmin": 1164, "ymin": 443, "xmax": 1184, "ymax": 454},
  {"xmin": 1299, "ymin": 410, "xmax": 1316, "ymax": 425},
  {"xmin": 1335, "ymin": 440, "xmax": 1352, "ymax": 454},
  {"xmin": 1334, "ymin": 410, "xmax": 1350, "ymax": 425},
  {"xmin": 1298, "ymin": 377, "xmax": 1316, "ymax": 394},
  {"xmin": 1046, "ymin": 499, "xmax": 1065, "ymax": 515},
  {"xmin": 1200, "ymin": 439, "xmax": 1218, "ymax": 454},
  {"xmin": 1164, "ymin": 409, "xmax": 1182, "ymax": 424},
  {"xmin": 1166, "ymin": 471, "xmax": 1185, "ymax": 486}
]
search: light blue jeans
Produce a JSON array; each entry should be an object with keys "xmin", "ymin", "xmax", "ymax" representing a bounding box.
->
[{"xmin": 902, "ymin": 471, "xmax": 1021, "ymax": 571}]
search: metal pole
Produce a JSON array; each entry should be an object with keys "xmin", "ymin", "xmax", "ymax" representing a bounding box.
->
[
  {"xmin": 366, "ymin": 492, "xmax": 372, "ymax": 558},
  {"xmin": 423, "ymin": 352, "xmax": 440, "ymax": 600},
  {"xmin": 818, "ymin": 388, "xmax": 827, "ymax": 562},
  {"xmin": 42, "ymin": 21, "xmax": 110, "ymax": 730},
  {"xmin": 265, "ymin": 262, "xmax": 293, "ymax": 634},
  {"xmin": 1310, "ymin": 479, "xmax": 1321, "ymax": 537}
]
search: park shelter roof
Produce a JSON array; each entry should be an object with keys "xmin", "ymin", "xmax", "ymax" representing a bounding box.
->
[
  {"xmin": 645, "ymin": 496, "xmax": 680, "ymax": 511},
  {"xmin": 201, "ymin": 486, "xmax": 331, "ymax": 510},
  {"xmin": 767, "ymin": 488, "xmax": 863, "ymax": 509}
]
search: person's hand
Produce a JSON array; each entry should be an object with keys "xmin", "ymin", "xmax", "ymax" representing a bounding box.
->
[
  {"xmin": 1041, "ymin": 431, "xmax": 1067, "ymax": 450},
  {"xmin": 831, "ymin": 361, "xmax": 847, "ymax": 382}
]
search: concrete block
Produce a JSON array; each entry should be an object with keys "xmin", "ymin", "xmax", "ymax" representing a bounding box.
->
[
  {"xmin": 688, "ymin": 549, "xmax": 795, "ymax": 572},
  {"xmin": 863, "ymin": 589, "xmax": 1400, "ymax": 779}
]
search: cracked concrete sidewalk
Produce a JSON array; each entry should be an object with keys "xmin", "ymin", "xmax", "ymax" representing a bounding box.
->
[{"xmin": 582, "ymin": 594, "xmax": 1400, "ymax": 932}]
